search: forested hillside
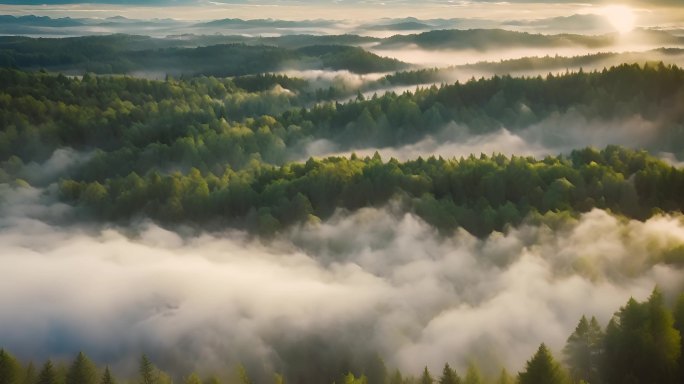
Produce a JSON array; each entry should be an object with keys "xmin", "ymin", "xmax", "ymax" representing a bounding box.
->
[
  {"xmin": 1, "ymin": 65, "xmax": 684, "ymax": 235},
  {"xmin": 0, "ymin": 36, "xmax": 406, "ymax": 76}
]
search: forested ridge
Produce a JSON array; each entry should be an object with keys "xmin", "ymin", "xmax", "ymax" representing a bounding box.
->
[
  {"xmin": 1, "ymin": 65, "xmax": 684, "ymax": 235},
  {"xmin": 57, "ymin": 146, "xmax": 684, "ymax": 237},
  {"xmin": 0, "ymin": 36, "xmax": 406, "ymax": 76},
  {"xmin": 0, "ymin": 290, "xmax": 682, "ymax": 384}
]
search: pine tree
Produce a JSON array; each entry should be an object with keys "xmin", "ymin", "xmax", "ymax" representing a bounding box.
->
[
  {"xmin": 518, "ymin": 344, "xmax": 569, "ymax": 384},
  {"xmin": 462, "ymin": 364, "xmax": 483, "ymax": 384},
  {"xmin": 36, "ymin": 362, "xmax": 57, "ymax": 384},
  {"xmin": 438, "ymin": 363, "xmax": 460, "ymax": 384},
  {"xmin": 99, "ymin": 368, "xmax": 115, "ymax": 384},
  {"xmin": 66, "ymin": 352, "xmax": 97, "ymax": 384},
  {"xmin": 494, "ymin": 369, "xmax": 514, "ymax": 384},
  {"xmin": 603, "ymin": 289, "xmax": 681, "ymax": 384},
  {"xmin": 563, "ymin": 315, "xmax": 604, "ymax": 384},
  {"xmin": 673, "ymin": 293, "xmax": 684, "ymax": 384},
  {"xmin": 0, "ymin": 349, "xmax": 21, "ymax": 384},
  {"xmin": 388, "ymin": 369, "xmax": 403, "ymax": 384},
  {"xmin": 23, "ymin": 363, "xmax": 37, "ymax": 384},
  {"xmin": 139, "ymin": 356, "xmax": 155, "ymax": 384},
  {"xmin": 183, "ymin": 373, "xmax": 200, "ymax": 384},
  {"xmin": 236, "ymin": 365, "xmax": 251, "ymax": 384},
  {"xmin": 419, "ymin": 367, "xmax": 433, "ymax": 384}
]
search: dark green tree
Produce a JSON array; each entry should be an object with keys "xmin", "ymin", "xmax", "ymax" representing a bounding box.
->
[
  {"xmin": 387, "ymin": 370, "xmax": 403, "ymax": 384},
  {"xmin": 23, "ymin": 363, "xmax": 37, "ymax": 384},
  {"xmin": 0, "ymin": 350, "xmax": 21, "ymax": 384},
  {"xmin": 66, "ymin": 352, "xmax": 97, "ymax": 384},
  {"xmin": 36, "ymin": 362, "xmax": 58, "ymax": 384},
  {"xmin": 674, "ymin": 293, "xmax": 684, "ymax": 384},
  {"xmin": 603, "ymin": 289, "xmax": 681, "ymax": 384},
  {"xmin": 518, "ymin": 344, "xmax": 569, "ymax": 384},
  {"xmin": 98, "ymin": 369, "xmax": 114, "ymax": 384},
  {"xmin": 138, "ymin": 356, "xmax": 155, "ymax": 384}
]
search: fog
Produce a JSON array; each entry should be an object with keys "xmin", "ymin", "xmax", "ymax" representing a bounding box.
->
[
  {"xmin": 369, "ymin": 43, "xmax": 684, "ymax": 70},
  {"xmin": 302, "ymin": 112, "xmax": 664, "ymax": 162},
  {"xmin": 1, "ymin": 181, "xmax": 683, "ymax": 380}
]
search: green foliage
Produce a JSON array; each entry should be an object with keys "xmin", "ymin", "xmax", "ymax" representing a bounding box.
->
[
  {"xmin": 563, "ymin": 315, "xmax": 604, "ymax": 384},
  {"xmin": 0, "ymin": 287, "xmax": 683, "ymax": 384},
  {"xmin": 343, "ymin": 373, "xmax": 368, "ymax": 384},
  {"xmin": 99, "ymin": 369, "xmax": 114, "ymax": 384},
  {"xmin": 139, "ymin": 355, "xmax": 156, "ymax": 384},
  {"xmin": 65, "ymin": 352, "xmax": 97, "ymax": 384},
  {"xmin": 0, "ymin": 36, "xmax": 406, "ymax": 77},
  {"xmin": 675, "ymin": 294, "xmax": 684, "ymax": 384},
  {"xmin": 494, "ymin": 369, "xmax": 513, "ymax": 384},
  {"xmin": 518, "ymin": 344, "xmax": 570, "ymax": 384},
  {"xmin": 603, "ymin": 288, "xmax": 682, "ymax": 384},
  {"xmin": 438, "ymin": 364, "xmax": 460, "ymax": 384},
  {"xmin": 419, "ymin": 367, "xmax": 433, "ymax": 384},
  {"xmin": 36, "ymin": 362, "xmax": 58, "ymax": 384},
  {"xmin": 0, "ymin": 350, "xmax": 21, "ymax": 384},
  {"xmin": 462, "ymin": 364, "xmax": 483, "ymax": 384},
  {"xmin": 57, "ymin": 146, "xmax": 684, "ymax": 237}
]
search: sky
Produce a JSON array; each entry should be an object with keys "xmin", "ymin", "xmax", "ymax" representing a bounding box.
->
[{"xmin": 0, "ymin": 0, "xmax": 682, "ymax": 23}]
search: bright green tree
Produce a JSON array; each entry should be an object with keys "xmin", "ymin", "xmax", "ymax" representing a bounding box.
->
[
  {"xmin": 462, "ymin": 364, "xmax": 483, "ymax": 384},
  {"xmin": 603, "ymin": 289, "xmax": 681, "ymax": 384}
]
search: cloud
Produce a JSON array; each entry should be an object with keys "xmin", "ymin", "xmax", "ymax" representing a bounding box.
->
[{"xmin": 0, "ymin": 182, "xmax": 682, "ymax": 381}]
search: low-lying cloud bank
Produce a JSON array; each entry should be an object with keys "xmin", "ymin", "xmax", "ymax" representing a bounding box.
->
[
  {"xmin": 302, "ymin": 111, "xmax": 669, "ymax": 162},
  {"xmin": 0, "ymin": 184, "xmax": 683, "ymax": 381}
]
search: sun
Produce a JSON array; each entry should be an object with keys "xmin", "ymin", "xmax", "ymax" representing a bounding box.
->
[{"xmin": 601, "ymin": 5, "xmax": 637, "ymax": 34}]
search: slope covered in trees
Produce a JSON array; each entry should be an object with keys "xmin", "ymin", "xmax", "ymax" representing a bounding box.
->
[
  {"xmin": 57, "ymin": 146, "xmax": 684, "ymax": 237},
  {"xmin": 0, "ymin": 36, "xmax": 407, "ymax": 76},
  {"xmin": 1, "ymin": 65, "xmax": 684, "ymax": 236}
]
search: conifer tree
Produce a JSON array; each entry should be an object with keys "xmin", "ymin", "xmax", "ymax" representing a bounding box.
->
[
  {"xmin": 0, "ymin": 350, "xmax": 21, "ymax": 384},
  {"xmin": 36, "ymin": 362, "xmax": 57, "ymax": 384},
  {"xmin": 66, "ymin": 352, "xmax": 97, "ymax": 384},
  {"xmin": 438, "ymin": 363, "xmax": 460, "ymax": 384},
  {"xmin": 518, "ymin": 344, "xmax": 569, "ymax": 384}
]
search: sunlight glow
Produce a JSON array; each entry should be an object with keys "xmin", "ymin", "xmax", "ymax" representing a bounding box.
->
[{"xmin": 601, "ymin": 5, "xmax": 637, "ymax": 34}]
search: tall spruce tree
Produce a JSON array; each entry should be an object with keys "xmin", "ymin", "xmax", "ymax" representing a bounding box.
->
[
  {"xmin": 36, "ymin": 362, "xmax": 57, "ymax": 384},
  {"xmin": 603, "ymin": 289, "xmax": 681, "ymax": 384},
  {"xmin": 518, "ymin": 344, "xmax": 569, "ymax": 384},
  {"xmin": 563, "ymin": 315, "xmax": 604, "ymax": 384},
  {"xmin": 66, "ymin": 352, "xmax": 97, "ymax": 384}
]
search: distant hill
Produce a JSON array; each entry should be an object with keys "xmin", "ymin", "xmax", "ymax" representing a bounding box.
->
[{"xmin": 0, "ymin": 35, "xmax": 408, "ymax": 76}]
